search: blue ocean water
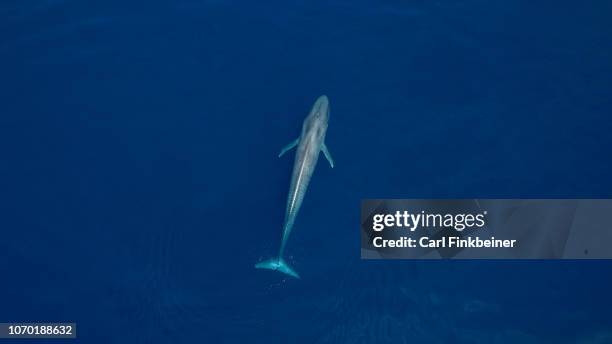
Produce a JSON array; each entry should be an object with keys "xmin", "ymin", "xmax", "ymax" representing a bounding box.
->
[{"xmin": 1, "ymin": 1, "xmax": 612, "ymax": 343}]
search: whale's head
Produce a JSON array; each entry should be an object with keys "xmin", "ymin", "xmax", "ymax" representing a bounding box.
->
[
  {"xmin": 313, "ymin": 95, "xmax": 330, "ymax": 123},
  {"xmin": 303, "ymin": 95, "xmax": 330, "ymax": 141}
]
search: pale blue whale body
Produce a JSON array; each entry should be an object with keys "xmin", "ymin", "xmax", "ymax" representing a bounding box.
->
[{"xmin": 255, "ymin": 95, "xmax": 334, "ymax": 279}]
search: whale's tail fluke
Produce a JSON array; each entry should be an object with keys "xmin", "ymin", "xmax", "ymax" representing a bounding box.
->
[{"xmin": 255, "ymin": 257, "xmax": 300, "ymax": 279}]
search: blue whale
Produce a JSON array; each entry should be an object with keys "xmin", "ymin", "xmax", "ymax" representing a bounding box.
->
[{"xmin": 255, "ymin": 95, "xmax": 334, "ymax": 279}]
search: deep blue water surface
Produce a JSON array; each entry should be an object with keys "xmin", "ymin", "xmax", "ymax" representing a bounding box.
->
[{"xmin": 1, "ymin": 1, "xmax": 612, "ymax": 343}]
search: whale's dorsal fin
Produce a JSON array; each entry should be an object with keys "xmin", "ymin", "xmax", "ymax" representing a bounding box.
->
[
  {"xmin": 322, "ymin": 143, "xmax": 334, "ymax": 168},
  {"xmin": 279, "ymin": 138, "xmax": 299, "ymax": 157}
]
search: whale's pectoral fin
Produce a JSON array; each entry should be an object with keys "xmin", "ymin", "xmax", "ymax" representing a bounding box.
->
[
  {"xmin": 322, "ymin": 143, "xmax": 334, "ymax": 168},
  {"xmin": 279, "ymin": 138, "xmax": 299, "ymax": 157}
]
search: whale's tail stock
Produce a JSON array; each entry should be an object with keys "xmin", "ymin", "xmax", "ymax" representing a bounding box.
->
[{"xmin": 255, "ymin": 257, "xmax": 300, "ymax": 279}]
